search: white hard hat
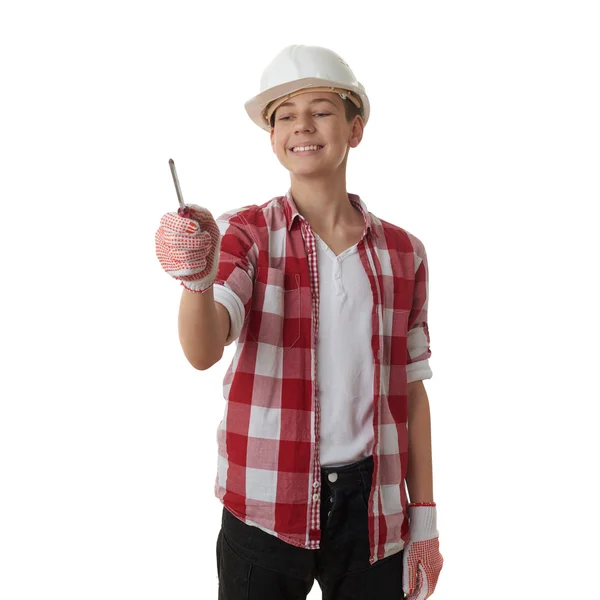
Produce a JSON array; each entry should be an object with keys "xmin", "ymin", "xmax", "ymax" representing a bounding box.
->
[{"xmin": 244, "ymin": 45, "xmax": 370, "ymax": 132}]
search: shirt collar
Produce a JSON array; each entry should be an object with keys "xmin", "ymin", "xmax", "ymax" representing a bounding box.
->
[{"xmin": 282, "ymin": 188, "xmax": 379, "ymax": 239}]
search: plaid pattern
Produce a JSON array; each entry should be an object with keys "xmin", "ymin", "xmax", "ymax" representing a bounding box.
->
[{"xmin": 212, "ymin": 190, "xmax": 432, "ymax": 566}]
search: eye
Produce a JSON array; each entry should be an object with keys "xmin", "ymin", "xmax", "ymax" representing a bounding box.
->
[{"xmin": 278, "ymin": 113, "xmax": 330, "ymax": 121}]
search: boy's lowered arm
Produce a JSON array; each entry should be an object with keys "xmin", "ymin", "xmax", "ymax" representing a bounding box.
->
[{"xmin": 406, "ymin": 380, "xmax": 435, "ymax": 504}]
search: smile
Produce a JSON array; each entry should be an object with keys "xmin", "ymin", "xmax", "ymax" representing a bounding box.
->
[{"xmin": 289, "ymin": 145, "xmax": 324, "ymax": 154}]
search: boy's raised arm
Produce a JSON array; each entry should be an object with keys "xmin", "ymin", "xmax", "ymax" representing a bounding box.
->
[{"xmin": 178, "ymin": 286, "xmax": 230, "ymax": 370}]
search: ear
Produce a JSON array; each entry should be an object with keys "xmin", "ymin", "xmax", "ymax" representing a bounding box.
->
[{"xmin": 348, "ymin": 115, "xmax": 364, "ymax": 148}]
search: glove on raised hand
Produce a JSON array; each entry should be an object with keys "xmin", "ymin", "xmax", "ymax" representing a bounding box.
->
[
  {"xmin": 155, "ymin": 204, "xmax": 221, "ymax": 293},
  {"xmin": 403, "ymin": 504, "xmax": 444, "ymax": 599}
]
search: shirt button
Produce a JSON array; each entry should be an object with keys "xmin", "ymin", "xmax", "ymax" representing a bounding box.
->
[
  {"xmin": 335, "ymin": 272, "xmax": 341, "ymax": 279},
  {"xmin": 328, "ymin": 473, "xmax": 338, "ymax": 483},
  {"xmin": 313, "ymin": 481, "xmax": 320, "ymax": 488},
  {"xmin": 313, "ymin": 493, "xmax": 319, "ymax": 502}
]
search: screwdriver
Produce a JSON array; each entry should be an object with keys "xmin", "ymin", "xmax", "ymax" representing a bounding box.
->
[{"xmin": 168, "ymin": 158, "xmax": 190, "ymax": 218}]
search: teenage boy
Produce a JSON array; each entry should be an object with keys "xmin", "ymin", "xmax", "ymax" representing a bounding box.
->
[{"xmin": 156, "ymin": 44, "xmax": 443, "ymax": 599}]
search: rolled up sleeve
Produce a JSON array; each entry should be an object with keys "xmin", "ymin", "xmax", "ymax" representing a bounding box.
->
[
  {"xmin": 212, "ymin": 209, "xmax": 258, "ymax": 345},
  {"xmin": 406, "ymin": 241, "xmax": 433, "ymax": 382}
]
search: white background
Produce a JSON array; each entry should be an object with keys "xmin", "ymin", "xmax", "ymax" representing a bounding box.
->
[{"xmin": 1, "ymin": 1, "xmax": 598, "ymax": 598}]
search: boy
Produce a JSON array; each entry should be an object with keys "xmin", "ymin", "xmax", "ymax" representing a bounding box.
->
[{"xmin": 156, "ymin": 45, "xmax": 443, "ymax": 599}]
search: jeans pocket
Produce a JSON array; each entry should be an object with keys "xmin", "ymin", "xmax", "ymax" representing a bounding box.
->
[
  {"xmin": 358, "ymin": 479, "xmax": 371, "ymax": 511},
  {"xmin": 217, "ymin": 527, "xmax": 251, "ymax": 599}
]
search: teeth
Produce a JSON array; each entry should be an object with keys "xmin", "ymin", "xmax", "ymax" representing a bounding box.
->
[{"xmin": 292, "ymin": 145, "xmax": 322, "ymax": 152}]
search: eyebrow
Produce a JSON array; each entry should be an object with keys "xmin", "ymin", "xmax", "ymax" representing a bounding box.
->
[{"xmin": 277, "ymin": 98, "xmax": 337, "ymax": 109}]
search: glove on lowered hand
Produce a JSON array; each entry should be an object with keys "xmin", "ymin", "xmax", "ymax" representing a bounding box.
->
[{"xmin": 403, "ymin": 505, "xmax": 444, "ymax": 599}]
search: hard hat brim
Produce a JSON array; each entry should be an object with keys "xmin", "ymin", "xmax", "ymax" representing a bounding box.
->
[{"xmin": 244, "ymin": 77, "xmax": 370, "ymax": 132}]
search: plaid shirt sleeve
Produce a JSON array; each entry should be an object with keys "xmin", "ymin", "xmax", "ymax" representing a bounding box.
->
[
  {"xmin": 406, "ymin": 240, "xmax": 433, "ymax": 381},
  {"xmin": 211, "ymin": 209, "xmax": 258, "ymax": 345}
]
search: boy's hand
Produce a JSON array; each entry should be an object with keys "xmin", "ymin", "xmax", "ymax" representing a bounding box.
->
[
  {"xmin": 403, "ymin": 505, "xmax": 444, "ymax": 599},
  {"xmin": 155, "ymin": 204, "xmax": 221, "ymax": 293}
]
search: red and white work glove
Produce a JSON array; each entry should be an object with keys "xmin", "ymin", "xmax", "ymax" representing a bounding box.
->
[
  {"xmin": 155, "ymin": 204, "xmax": 221, "ymax": 293},
  {"xmin": 403, "ymin": 504, "xmax": 444, "ymax": 599}
]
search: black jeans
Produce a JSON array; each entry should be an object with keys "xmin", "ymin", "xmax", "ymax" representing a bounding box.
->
[{"xmin": 216, "ymin": 455, "xmax": 404, "ymax": 599}]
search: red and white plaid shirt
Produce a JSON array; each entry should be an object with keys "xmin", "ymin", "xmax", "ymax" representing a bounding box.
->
[{"xmin": 212, "ymin": 190, "xmax": 432, "ymax": 566}]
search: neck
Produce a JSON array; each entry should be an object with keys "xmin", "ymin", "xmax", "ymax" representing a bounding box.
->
[{"xmin": 289, "ymin": 169, "xmax": 360, "ymax": 235}]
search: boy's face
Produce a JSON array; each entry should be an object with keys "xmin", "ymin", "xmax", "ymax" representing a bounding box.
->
[{"xmin": 269, "ymin": 91, "xmax": 364, "ymax": 178}]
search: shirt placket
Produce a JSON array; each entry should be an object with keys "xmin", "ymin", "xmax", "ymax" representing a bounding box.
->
[
  {"xmin": 363, "ymin": 233, "xmax": 385, "ymax": 563},
  {"xmin": 299, "ymin": 217, "xmax": 323, "ymax": 543}
]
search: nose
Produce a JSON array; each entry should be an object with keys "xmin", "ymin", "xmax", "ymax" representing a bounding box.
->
[{"xmin": 294, "ymin": 114, "xmax": 315, "ymax": 134}]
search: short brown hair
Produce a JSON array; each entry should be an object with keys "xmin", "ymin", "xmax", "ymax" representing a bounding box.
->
[
  {"xmin": 270, "ymin": 97, "xmax": 363, "ymax": 129},
  {"xmin": 343, "ymin": 97, "xmax": 362, "ymax": 124}
]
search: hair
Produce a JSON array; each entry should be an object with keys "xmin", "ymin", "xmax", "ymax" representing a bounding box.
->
[
  {"xmin": 270, "ymin": 96, "xmax": 363, "ymax": 129},
  {"xmin": 343, "ymin": 97, "xmax": 362, "ymax": 124}
]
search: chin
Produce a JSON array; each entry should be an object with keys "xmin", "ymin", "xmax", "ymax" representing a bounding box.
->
[
  {"xmin": 283, "ymin": 160, "xmax": 329, "ymax": 174},
  {"xmin": 289, "ymin": 168, "xmax": 331, "ymax": 178}
]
